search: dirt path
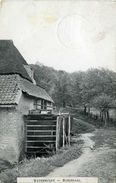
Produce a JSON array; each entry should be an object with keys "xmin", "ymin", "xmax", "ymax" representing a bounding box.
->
[
  {"xmin": 47, "ymin": 131, "xmax": 116, "ymax": 183},
  {"xmin": 47, "ymin": 133, "xmax": 95, "ymax": 177}
]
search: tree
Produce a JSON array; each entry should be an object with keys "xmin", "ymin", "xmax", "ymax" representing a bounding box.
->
[
  {"xmin": 53, "ymin": 71, "xmax": 72, "ymax": 108},
  {"xmin": 71, "ymin": 71, "xmax": 85, "ymax": 107},
  {"xmin": 80, "ymin": 68, "xmax": 116, "ymax": 114},
  {"xmin": 31, "ymin": 63, "xmax": 116, "ymax": 116},
  {"xmin": 92, "ymin": 94, "xmax": 114, "ymax": 126}
]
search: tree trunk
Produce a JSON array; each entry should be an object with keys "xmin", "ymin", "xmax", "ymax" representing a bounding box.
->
[
  {"xmin": 106, "ymin": 110, "xmax": 110, "ymax": 121},
  {"xmin": 84, "ymin": 105, "xmax": 87, "ymax": 115},
  {"xmin": 88, "ymin": 106, "xmax": 91, "ymax": 115},
  {"xmin": 100, "ymin": 111, "xmax": 104, "ymax": 121},
  {"xmin": 104, "ymin": 111, "xmax": 107, "ymax": 127},
  {"xmin": 100, "ymin": 111, "xmax": 102, "ymax": 120}
]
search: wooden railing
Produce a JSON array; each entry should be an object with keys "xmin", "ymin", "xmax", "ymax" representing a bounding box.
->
[{"xmin": 56, "ymin": 113, "xmax": 71, "ymax": 150}]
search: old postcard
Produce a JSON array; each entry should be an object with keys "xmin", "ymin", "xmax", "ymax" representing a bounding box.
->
[
  {"xmin": 0, "ymin": 0, "xmax": 116, "ymax": 183},
  {"xmin": 17, "ymin": 177, "xmax": 98, "ymax": 183}
]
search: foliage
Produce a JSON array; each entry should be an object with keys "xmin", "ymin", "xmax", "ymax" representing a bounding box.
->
[
  {"xmin": 0, "ymin": 144, "xmax": 82, "ymax": 183},
  {"xmin": 71, "ymin": 71, "xmax": 85, "ymax": 106},
  {"xmin": 52, "ymin": 71, "xmax": 73, "ymax": 107},
  {"xmin": 92, "ymin": 94, "xmax": 116, "ymax": 126},
  {"xmin": 31, "ymin": 63, "xmax": 116, "ymax": 125},
  {"xmin": 31, "ymin": 64, "xmax": 58, "ymax": 95},
  {"xmin": 92, "ymin": 94, "xmax": 113, "ymax": 111},
  {"xmin": 79, "ymin": 68, "xmax": 116, "ymax": 108}
]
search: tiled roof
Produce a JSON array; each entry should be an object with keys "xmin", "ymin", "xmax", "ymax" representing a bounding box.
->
[
  {"xmin": 19, "ymin": 76, "xmax": 54, "ymax": 103},
  {"xmin": 0, "ymin": 75, "xmax": 21, "ymax": 104},
  {"xmin": 0, "ymin": 74, "xmax": 54, "ymax": 105},
  {"xmin": 0, "ymin": 40, "xmax": 32, "ymax": 82},
  {"xmin": 0, "ymin": 40, "xmax": 54, "ymax": 105}
]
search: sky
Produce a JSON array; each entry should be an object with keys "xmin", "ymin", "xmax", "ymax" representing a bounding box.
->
[{"xmin": 0, "ymin": 0, "xmax": 116, "ymax": 72}]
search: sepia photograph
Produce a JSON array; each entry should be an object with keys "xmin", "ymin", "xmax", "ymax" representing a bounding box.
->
[{"xmin": 0, "ymin": 0, "xmax": 116, "ymax": 183}]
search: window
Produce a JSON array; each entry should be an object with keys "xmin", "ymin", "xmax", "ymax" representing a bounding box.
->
[
  {"xmin": 34, "ymin": 99, "xmax": 47, "ymax": 110},
  {"xmin": 41, "ymin": 99, "xmax": 47, "ymax": 110},
  {"xmin": 34, "ymin": 100, "xmax": 41, "ymax": 110}
]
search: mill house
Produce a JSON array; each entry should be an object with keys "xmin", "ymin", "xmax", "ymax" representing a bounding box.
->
[{"xmin": 0, "ymin": 40, "xmax": 71, "ymax": 163}]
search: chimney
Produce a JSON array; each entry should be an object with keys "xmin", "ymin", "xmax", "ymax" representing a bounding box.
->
[{"xmin": 23, "ymin": 65, "xmax": 36, "ymax": 85}]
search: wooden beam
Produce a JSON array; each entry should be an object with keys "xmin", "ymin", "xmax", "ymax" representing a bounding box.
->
[
  {"xmin": 68, "ymin": 115, "xmax": 71, "ymax": 146},
  {"xmin": 63, "ymin": 117, "xmax": 65, "ymax": 147},
  {"xmin": 25, "ymin": 120, "xmax": 27, "ymax": 153},
  {"xmin": 56, "ymin": 116, "xmax": 59, "ymax": 150}
]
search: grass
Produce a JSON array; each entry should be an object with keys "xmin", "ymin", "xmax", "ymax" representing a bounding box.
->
[
  {"xmin": 92, "ymin": 128, "xmax": 116, "ymax": 149},
  {"xmin": 73, "ymin": 111, "xmax": 116, "ymax": 128},
  {"xmin": 71, "ymin": 117, "xmax": 95, "ymax": 134},
  {"xmin": 0, "ymin": 144, "xmax": 83, "ymax": 183},
  {"xmin": 0, "ymin": 160, "xmax": 13, "ymax": 173}
]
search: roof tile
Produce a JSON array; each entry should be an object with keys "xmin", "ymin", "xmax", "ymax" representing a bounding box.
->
[
  {"xmin": 0, "ymin": 75, "xmax": 20, "ymax": 104},
  {"xmin": 0, "ymin": 74, "xmax": 54, "ymax": 105},
  {"xmin": 19, "ymin": 76, "xmax": 54, "ymax": 103}
]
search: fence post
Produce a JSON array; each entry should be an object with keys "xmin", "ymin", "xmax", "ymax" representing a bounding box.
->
[
  {"xmin": 56, "ymin": 116, "xmax": 59, "ymax": 151},
  {"xmin": 63, "ymin": 117, "xmax": 65, "ymax": 147},
  {"xmin": 68, "ymin": 115, "xmax": 71, "ymax": 146}
]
